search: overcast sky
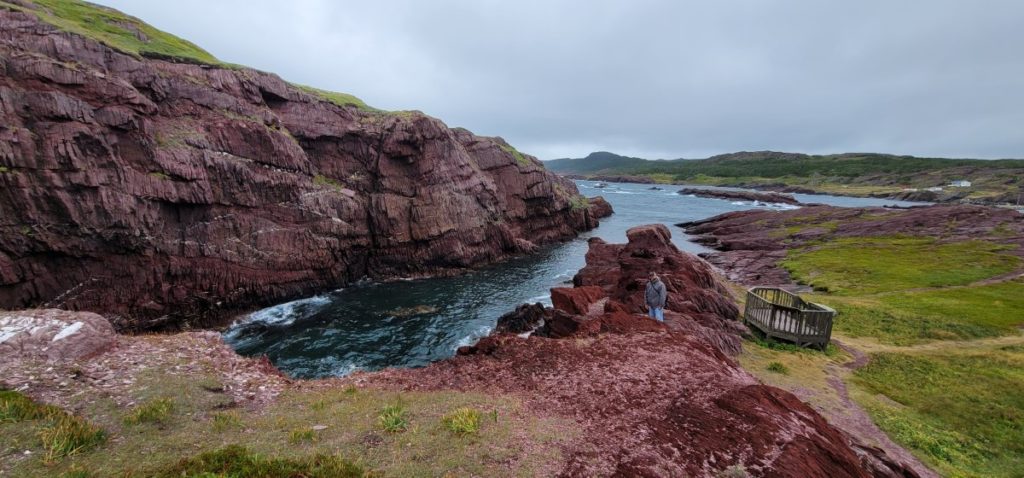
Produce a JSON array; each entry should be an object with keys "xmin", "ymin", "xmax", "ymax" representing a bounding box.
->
[{"xmin": 95, "ymin": 0, "xmax": 1023, "ymax": 160}]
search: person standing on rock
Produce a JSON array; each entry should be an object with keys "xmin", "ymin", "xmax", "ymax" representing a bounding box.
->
[{"xmin": 645, "ymin": 272, "xmax": 667, "ymax": 322}]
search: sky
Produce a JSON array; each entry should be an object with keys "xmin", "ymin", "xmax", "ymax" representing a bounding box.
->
[{"xmin": 94, "ymin": 0, "xmax": 1024, "ymax": 160}]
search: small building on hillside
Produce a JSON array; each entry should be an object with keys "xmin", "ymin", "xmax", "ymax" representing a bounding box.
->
[{"xmin": 949, "ymin": 180, "xmax": 972, "ymax": 187}]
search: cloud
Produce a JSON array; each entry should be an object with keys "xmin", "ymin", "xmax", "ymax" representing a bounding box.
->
[{"xmin": 95, "ymin": 0, "xmax": 1024, "ymax": 159}]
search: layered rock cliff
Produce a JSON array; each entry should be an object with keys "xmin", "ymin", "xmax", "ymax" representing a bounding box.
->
[{"xmin": 0, "ymin": 2, "xmax": 610, "ymax": 330}]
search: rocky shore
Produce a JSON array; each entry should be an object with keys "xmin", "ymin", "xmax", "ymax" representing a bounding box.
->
[
  {"xmin": 0, "ymin": 6, "xmax": 611, "ymax": 331},
  {"xmin": 677, "ymin": 187, "xmax": 803, "ymax": 205},
  {"xmin": 678, "ymin": 204, "xmax": 1024, "ymax": 286},
  {"xmin": 1, "ymin": 224, "xmax": 921, "ymax": 476},
  {"xmin": 344, "ymin": 225, "xmax": 919, "ymax": 476}
]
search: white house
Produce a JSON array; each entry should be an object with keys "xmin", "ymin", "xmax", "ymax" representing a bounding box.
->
[{"xmin": 949, "ymin": 180, "xmax": 972, "ymax": 187}]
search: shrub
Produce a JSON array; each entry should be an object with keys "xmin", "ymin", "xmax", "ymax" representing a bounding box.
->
[{"xmin": 441, "ymin": 407, "xmax": 482, "ymax": 434}]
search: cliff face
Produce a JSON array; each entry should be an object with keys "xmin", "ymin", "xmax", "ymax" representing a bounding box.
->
[{"xmin": 0, "ymin": 4, "xmax": 609, "ymax": 330}]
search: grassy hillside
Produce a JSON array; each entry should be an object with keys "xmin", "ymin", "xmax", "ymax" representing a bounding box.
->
[
  {"xmin": 738, "ymin": 210, "xmax": 1024, "ymax": 477},
  {"xmin": 547, "ymin": 151, "xmax": 1024, "ymax": 204},
  {"xmin": 1, "ymin": 0, "xmax": 380, "ymax": 111},
  {"xmin": 546, "ymin": 150, "xmax": 1024, "ymax": 179}
]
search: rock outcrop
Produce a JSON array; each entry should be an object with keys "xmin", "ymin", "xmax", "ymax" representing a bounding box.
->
[
  {"xmin": 0, "ymin": 4, "xmax": 610, "ymax": 330},
  {"xmin": 678, "ymin": 187, "xmax": 802, "ymax": 205},
  {"xmin": 679, "ymin": 204, "xmax": 1024, "ymax": 286},
  {"xmin": 0, "ymin": 308, "xmax": 115, "ymax": 363},
  {"xmin": 358, "ymin": 224, "xmax": 919, "ymax": 477}
]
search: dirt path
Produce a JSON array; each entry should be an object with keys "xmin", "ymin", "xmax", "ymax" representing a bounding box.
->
[{"xmin": 827, "ymin": 340, "xmax": 939, "ymax": 478}]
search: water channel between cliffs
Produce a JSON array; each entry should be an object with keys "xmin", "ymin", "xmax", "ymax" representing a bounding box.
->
[{"xmin": 223, "ymin": 181, "xmax": 923, "ymax": 378}]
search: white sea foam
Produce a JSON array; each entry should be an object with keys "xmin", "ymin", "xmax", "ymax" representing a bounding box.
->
[
  {"xmin": 243, "ymin": 295, "xmax": 332, "ymax": 327},
  {"xmin": 454, "ymin": 324, "xmax": 494, "ymax": 350}
]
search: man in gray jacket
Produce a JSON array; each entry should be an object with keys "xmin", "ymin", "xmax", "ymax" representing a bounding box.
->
[{"xmin": 645, "ymin": 272, "xmax": 667, "ymax": 322}]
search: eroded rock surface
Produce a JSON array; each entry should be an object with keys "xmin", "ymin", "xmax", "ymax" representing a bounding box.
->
[
  {"xmin": 0, "ymin": 7, "xmax": 609, "ymax": 330},
  {"xmin": 0, "ymin": 308, "xmax": 114, "ymax": 363},
  {"xmin": 678, "ymin": 187, "xmax": 803, "ymax": 205},
  {"xmin": 351, "ymin": 225, "xmax": 919, "ymax": 477},
  {"xmin": 679, "ymin": 204, "xmax": 1024, "ymax": 286}
]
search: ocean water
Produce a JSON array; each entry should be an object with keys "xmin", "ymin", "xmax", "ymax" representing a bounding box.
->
[{"xmin": 223, "ymin": 181, "xmax": 924, "ymax": 378}]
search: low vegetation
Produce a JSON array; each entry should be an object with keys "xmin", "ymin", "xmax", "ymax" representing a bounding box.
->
[
  {"xmin": 500, "ymin": 143, "xmax": 531, "ymax": 167},
  {"xmin": 853, "ymin": 347, "xmax": 1024, "ymax": 477},
  {"xmin": 441, "ymin": 407, "xmax": 483, "ymax": 434},
  {"xmin": 738, "ymin": 211, "xmax": 1024, "ymax": 477},
  {"xmin": 5, "ymin": 0, "xmax": 218, "ymax": 64},
  {"xmin": 3, "ymin": 372, "xmax": 573, "ymax": 477},
  {"xmin": 155, "ymin": 445, "xmax": 371, "ymax": 478},
  {"xmin": 377, "ymin": 403, "xmax": 408, "ymax": 433},
  {"xmin": 782, "ymin": 237, "xmax": 1019, "ymax": 296},
  {"xmin": 123, "ymin": 398, "xmax": 174, "ymax": 425},
  {"xmin": 292, "ymin": 83, "xmax": 377, "ymax": 112},
  {"xmin": 1, "ymin": 390, "xmax": 106, "ymax": 463}
]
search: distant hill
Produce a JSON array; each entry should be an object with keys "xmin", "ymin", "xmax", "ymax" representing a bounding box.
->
[
  {"xmin": 545, "ymin": 150, "xmax": 1024, "ymax": 179},
  {"xmin": 545, "ymin": 152, "xmax": 674, "ymax": 174},
  {"xmin": 545, "ymin": 150, "xmax": 1024, "ymax": 205}
]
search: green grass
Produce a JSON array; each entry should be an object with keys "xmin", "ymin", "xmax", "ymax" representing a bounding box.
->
[
  {"xmin": 1, "ymin": 390, "xmax": 106, "ymax": 463},
  {"xmin": 5, "ymin": 372, "xmax": 574, "ymax": 477},
  {"xmin": 38, "ymin": 415, "xmax": 107, "ymax": 463},
  {"xmin": 288, "ymin": 427, "xmax": 317, "ymax": 444},
  {"xmin": 123, "ymin": 397, "xmax": 174, "ymax": 425},
  {"xmin": 155, "ymin": 445, "xmax": 371, "ymax": 478},
  {"xmin": 569, "ymin": 194, "xmax": 590, "ymax": 211},
  {"xmin": 313, "ymin": 174, "xmax": 344, "ymax": 191},
  {"xmin": 765, "ymin": 362, "xmax": 790, "ymax": 374},
  {"xmin": 499, "ymin": 143, "xmax": 531, "ymax": 167},
  {"xmin": 782, "ymin": 237, "xmax": 1019, "ymax": 295},
  {"xmin": 441, "ymin": 407, "xmax": 482, "ymax": 434},
  {"xmin": 811, "ymin": 279, "xmax": 1024, "ymax": 345},
  {"xmin": 853, "ymin": 348, "xmax": 1024, "ymax": 477},
  {"xmin": 210, "ymin": 411, "xmax": 242, "ymax": 432},
  {"xmin": 377, "ymin": 404, "xmax": 408, "ymax": 433},
  {"xmin": 292, "ymin": 83, "xmax": 376, "ymax": 111},
  {"xmin": 9, "ymin": 0, "xmax": 218, "ymax": 64},
  {"xmin": 0, "ymin": 166, "xmax": 10, "ymax": 173}
]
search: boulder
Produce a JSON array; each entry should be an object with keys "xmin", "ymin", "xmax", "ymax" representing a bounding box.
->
[{"xmin": 0, "ymin": 309, "xmax": 115, "ymax": 363}]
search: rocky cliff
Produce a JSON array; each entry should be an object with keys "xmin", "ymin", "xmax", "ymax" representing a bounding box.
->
[{"xmin": 0, "ymin": 2, "xmax": 611, "ymax": 330}]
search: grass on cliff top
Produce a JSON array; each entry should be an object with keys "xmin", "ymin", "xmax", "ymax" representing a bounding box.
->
[
  {"xmin": 292, "ymin": 83, "xmax": 378, "ymax": 112},
  {"xmin": 782, "ymin": 237, "xmax": 1019, "ymax": 296},
  {"xmin": 3, "ymin": 0, "xmax": 385, "ymax": 115},
  {"xmin": 6, "ymin": 0, "xmax": 218, "ymax": 64},
  {"xmin": 3, "ymin": 372, "xmax": 575, "ymax": 477},
  {"xmin": 852, "ymin": 346, "xmax": 1024, "ymax": 478}
]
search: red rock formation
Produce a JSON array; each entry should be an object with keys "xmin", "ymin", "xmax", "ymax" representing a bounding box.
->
[
  {"xmin": 354, "ymin": 224, "xmax": 918, "ymax": 477},
  {"xmin": 678, "ymin": 187, "xmax": 803, "ymax": 205},
  {"xmin": 679, "ymin": 204, "xmax": 1023, "ymax": 286},
  {"xmin": 0, "ymin": 6, "xmax": 611, "ymax": 330}
]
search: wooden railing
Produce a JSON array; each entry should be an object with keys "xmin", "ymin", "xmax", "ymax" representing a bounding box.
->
[{"xmin": 744, "ymin": 287, "xmax": 835, "ymax": 350}]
